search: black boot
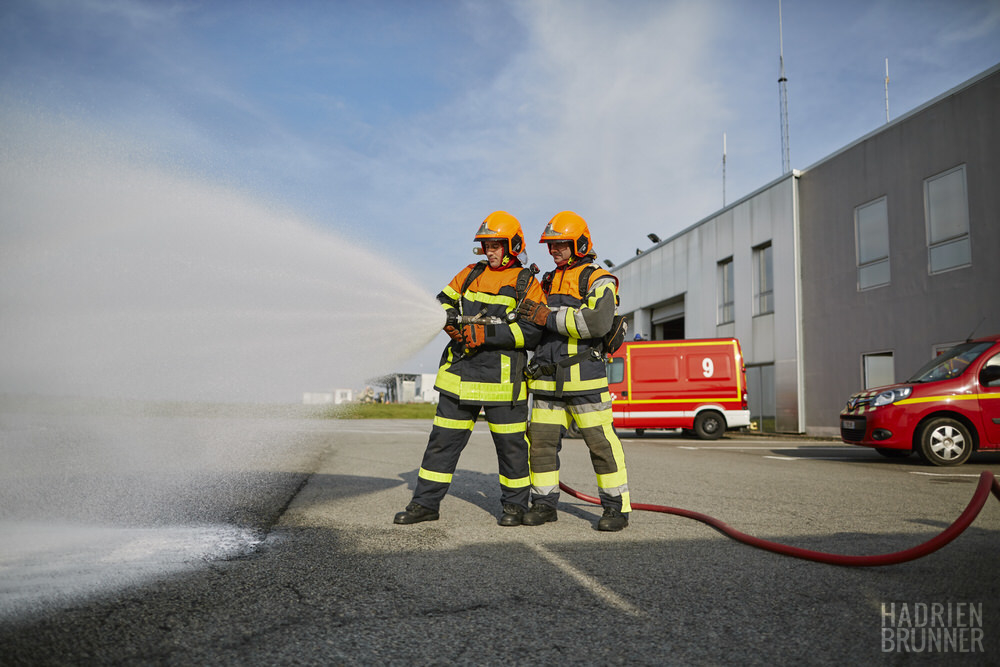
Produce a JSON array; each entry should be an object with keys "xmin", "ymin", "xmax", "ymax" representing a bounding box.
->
[
  {"xmin": 394, "ymin": 502, "xmax": 439, "ymax": 525},
  {"xmin": 521, "ymin": 503, "xmax": 558, "ymax": 526},
  {"xmin": 498, "ymin": 504, "xmax": 525, "ymax": 527},
  {"xmin": 597, "ymin": 507, "xmax": 629, "ymax": 531}
]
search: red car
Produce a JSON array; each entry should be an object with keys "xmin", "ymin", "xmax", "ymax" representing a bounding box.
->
[{"xmin": 840, "ymin": 334, "xmax": 1000, "ymax": 465}]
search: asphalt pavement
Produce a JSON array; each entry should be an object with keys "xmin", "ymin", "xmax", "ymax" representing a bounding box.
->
[{"xmin": 1, "ymin": 415, "xmax": 998, "ymax": 665}]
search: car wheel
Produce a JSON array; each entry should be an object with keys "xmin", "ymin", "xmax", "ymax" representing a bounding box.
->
[
  {"xmin": 694, "ymin": 411, "xmax": 725, "ymax": 440},
  {"xmin": 917, "ymin": 418, "xmax": 973, "ymax": 466},
  {"xmin": 875, "ymin": 447, "xmax": 912, "ymax": 459},
  {"xmin": 634, "ymin": 428, "xmax": 645, "ymax": 437}
]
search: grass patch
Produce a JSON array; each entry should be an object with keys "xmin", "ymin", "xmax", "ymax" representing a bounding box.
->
[{"xmin": 322, "ymin": 402, "xmax": 438, "ymax": 419}]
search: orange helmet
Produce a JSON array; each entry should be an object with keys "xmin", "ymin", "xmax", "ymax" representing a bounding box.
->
[
  {"xmin": 540, "ymin": 210, "xmax": 594, "ymax": 257},
  {"xmin": 474, "ymin": 210, "xmax": 524, "ymax": 255}
]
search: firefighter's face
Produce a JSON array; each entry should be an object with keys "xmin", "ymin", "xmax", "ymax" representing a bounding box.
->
[
  {"xmin": 548, "ymin": 241, "xmax": 573, "ymax": 267},
  {"xmin": 483, "ymin": 240, "xmax": 506, "ymax": 268}
]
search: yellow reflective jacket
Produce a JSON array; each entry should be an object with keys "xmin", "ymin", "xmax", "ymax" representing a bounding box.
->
[
  {"xmin": 435, "ymin": 262, "xmax": 545, "ymax": 405},
  {"xmin": 527, "ymin": 261, "xmax": 619, "ymax": 398}
]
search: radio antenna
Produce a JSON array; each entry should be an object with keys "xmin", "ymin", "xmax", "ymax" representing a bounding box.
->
[
  {"xmin": 778, "ymin": 0, "xmax": 791, "ymax": 174},
  {"xmin": 722, "ymin": 132, "xmax": 727, "ymax": 207},
  {"xmin": 884, "ymin": 57, "xmax": 890, "ymax": 123}
]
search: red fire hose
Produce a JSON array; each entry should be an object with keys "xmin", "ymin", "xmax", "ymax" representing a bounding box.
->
[{"xmin": 559, "ymin": 470, "xmax": 1000, "ymax": 566}]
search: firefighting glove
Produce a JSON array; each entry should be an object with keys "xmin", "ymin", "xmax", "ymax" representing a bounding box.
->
[
  {"xmin": 516, "ymin": 299, "xmax": 551, "ymax": 327},
  {"xmin": 462, "ymin": 323, "xmax": 487, "ymax": 350},
  {"xmin": 444, "ymin": 311, "xmax": 464, "ymax": 343}
]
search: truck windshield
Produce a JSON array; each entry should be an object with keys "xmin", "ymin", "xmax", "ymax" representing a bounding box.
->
[
  {"xmin": 906, "ymin": 341, "xmax": 993, "ymax": 383},
  {"xmin": 607, "ymin": 358, "xmax": 624, "ymax": 385}
]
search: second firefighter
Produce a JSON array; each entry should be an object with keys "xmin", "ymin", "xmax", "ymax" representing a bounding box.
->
[{"xmin": 517, "ymin": 211, "xmax": 632, "ymax": 531}]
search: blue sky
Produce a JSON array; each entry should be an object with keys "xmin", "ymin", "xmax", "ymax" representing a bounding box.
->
[{"xmin": 3, "ymin": 0, "xmax": 999, "ymax": 287}]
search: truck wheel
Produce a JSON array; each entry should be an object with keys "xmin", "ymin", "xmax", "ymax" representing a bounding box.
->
[
  {"xmin": 917, "ymin": 417, "xmax": 973, "ymax": 466},
  {"xmin": 694, "ymin": 411, "xmax": 725, "ymax": 440},
  {"xmin": 875, "ymin": 447, "xmax": 912, "ymax": 459}
]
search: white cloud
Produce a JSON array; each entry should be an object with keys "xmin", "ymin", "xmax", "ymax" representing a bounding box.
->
[{"xmin": 394, "ymin": 1, "xmax": 729, "ymax": 265}]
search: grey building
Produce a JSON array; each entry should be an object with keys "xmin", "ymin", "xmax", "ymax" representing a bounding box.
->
[{"xmin": 613, "ymin": 63, "xmax": 1000, "ymax": 436}]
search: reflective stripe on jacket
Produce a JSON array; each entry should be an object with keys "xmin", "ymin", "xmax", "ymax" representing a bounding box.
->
[
  {"xmin": 435, "ymin": 262, "xmax": 545, "ymax": 405},
  {"xmin": 527, "ymin": 261, "xmax": 618, "ymax": 397}
]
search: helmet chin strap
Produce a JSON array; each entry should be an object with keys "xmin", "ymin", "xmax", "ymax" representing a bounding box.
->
[{"xmin": 480, "ymin": 241, "xmax": 522, "ymax": 269}]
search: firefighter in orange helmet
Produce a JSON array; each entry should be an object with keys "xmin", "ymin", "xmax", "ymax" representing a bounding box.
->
[
  {"xmin": 394, "ymin": 211, "xmax": 546, "ymax": 526},
  {"xmin": 516, "ymin": 211, "xmax": 631, "ymax": 531}
]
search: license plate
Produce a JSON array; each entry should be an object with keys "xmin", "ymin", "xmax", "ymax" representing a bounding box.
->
[{"xmin": 842, "ymin": 419, "xmax": 856, "ymax": 430}]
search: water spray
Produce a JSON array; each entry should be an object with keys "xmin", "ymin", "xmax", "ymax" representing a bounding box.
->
[
  {"xmin": 0, "ymin": 109, "xmax": 447, "ymax": 598},
  {"xmin": 0, "ymin": 110, "xmax": 443, "ymax": 404}
]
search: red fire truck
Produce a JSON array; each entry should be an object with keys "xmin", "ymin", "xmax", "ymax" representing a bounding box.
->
[{"xmin": 607, "ymin": 338, "xmax": 751, "ymax": 439}]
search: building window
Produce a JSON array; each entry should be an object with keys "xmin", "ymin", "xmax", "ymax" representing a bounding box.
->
[
  {"xmin": 717, "ymin": 258, "xmax": 734, "ymax": 324},
  {"xmin": 925, "ymin": 164, "xmax": 971, "ymax": 274},
  {"xmin": 863, "ymin": 352, "xmax": 895, "ymax": 389},
  {"xmin": 752, "ymin": 242, "xmax": 773, "ymax": 315},
  {"xmin": 933, "ymin": 341, "xmax": 962, "ymax": 357},
  {"xmin": 855, "ymin": 197, "xmax": 890, "ymax": 290}
]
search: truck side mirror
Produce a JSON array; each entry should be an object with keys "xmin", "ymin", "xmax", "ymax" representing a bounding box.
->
[{"xmin": 980, "ymin": 365, "xmax": 1000, "ymax": 387}]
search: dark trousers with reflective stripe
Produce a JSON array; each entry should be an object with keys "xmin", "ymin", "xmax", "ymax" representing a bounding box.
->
[
  {"xmin": 411, "ymin": 393, "xmax": 531, "ymax": 512},
  {"xmin": 527, "ymin": 393, "xmax": 631, "ymax": 513}
]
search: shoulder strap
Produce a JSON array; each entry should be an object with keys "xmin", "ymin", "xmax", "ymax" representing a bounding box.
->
[
  {"xmin": 464, "ymin": 262, "xmax": 531, "ymax": 302},
  {"xmin": 578, "ymin": 264, "xmax": 597, "ymax": 298},
  {"xmin": 514, "ymin": 267, "xmax": 532, "ymax": 303},
  {"xmin": 460, "ymin": 260, "xmax": 488, "ymax": 295},
  {"xmin": 579, "ymin": 263, "xmax": 620, "ymax": 305}
]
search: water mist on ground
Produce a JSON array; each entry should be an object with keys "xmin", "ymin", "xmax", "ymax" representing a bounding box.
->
[{"xmin": 0, "ymin": 110, "xmax": 445, "ymax": 619}]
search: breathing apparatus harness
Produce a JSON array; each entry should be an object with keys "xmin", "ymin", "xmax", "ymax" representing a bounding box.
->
[
  {"xmin": 523, "ymin": 262, "xmax": 628, "ymax": 396},
  {"xmin": 444, "ymin": 258, "xmax": 540, "ymax": 404},
  {"xmin": 447, "ymin": 259, "xmax": 539, "ymax": 329}
]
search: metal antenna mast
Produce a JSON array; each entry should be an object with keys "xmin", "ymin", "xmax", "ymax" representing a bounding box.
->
[
  {"xmin": 884, "ymin": 57, "xmax": 890, "ymax": 123},
  {"xmin": 722, "ymin": 132, "xmax": 727, "ymax": 207},
  {"xmin": 778, "ymin": 0, "xmax": 790, "ymax": 174}
]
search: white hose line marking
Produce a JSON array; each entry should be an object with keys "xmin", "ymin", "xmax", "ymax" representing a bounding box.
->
[{"xmin": 528, "ymin": 543, "xmax": 645, "ymax": 618}]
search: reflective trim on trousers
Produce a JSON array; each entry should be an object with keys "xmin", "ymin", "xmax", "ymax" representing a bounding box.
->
[
  {"xmin": 527, "ymin": 395, "xmax": 630, "ymax": 513},
  {"xmin": 433, "ymin": 415, "xmax": 475, "ymax": 431},
  {"xmin": 418, "ymin": 467, "xmax": 452, "ymax": 484},
  {"xmin": 500, "ymin": 473, "xmax": 531, "ymax": 488},
  {"xmin": 489, "ymin": 420, "xmax": 526, "ymax": 434},
  {"xmin": 412, "ymin": 394, "xmax": 530, "ymax": 511}
]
